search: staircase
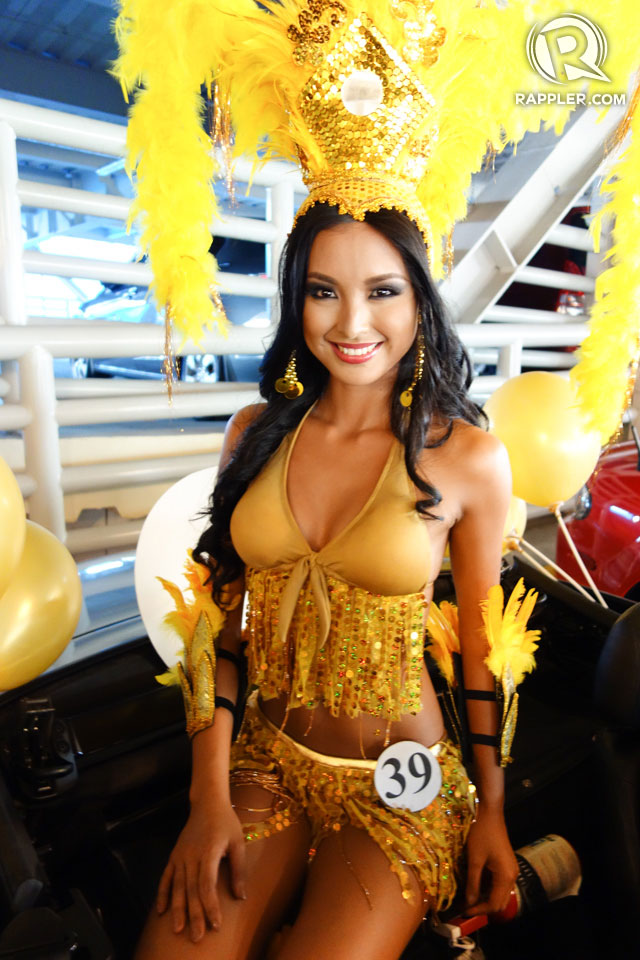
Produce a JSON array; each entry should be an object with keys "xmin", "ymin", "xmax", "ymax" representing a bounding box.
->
[{"xmin": 441, "ymin": 104, "xmax": 625, "ymax": 346}]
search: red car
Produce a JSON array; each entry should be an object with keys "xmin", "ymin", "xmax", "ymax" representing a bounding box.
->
[{"xmin": 556, "ymin": 439, "xmax": 640, "ymax": 600}]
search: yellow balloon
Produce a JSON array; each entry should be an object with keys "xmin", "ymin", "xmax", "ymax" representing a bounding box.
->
[
  {"xmin": 485, "ymin": 372, "xmax": 601, "ymax": 508},
  {"xmin": 0, "ymin": 457, "xmax": 26, "ymax": 598},
  {"xmin": 503, "ymin": 495, "xmax": 527, "ymax": 548},
  {"xmin": 0, "ymin": 521, "xmax": 82, "ymax": 690}
]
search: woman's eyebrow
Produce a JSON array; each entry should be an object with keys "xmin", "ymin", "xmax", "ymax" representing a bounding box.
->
[
  {"xmin": 365, "ymin": 273, "xmax": 407, "ymax": 283},
  {"xmin": 306, "ymin": 272, "xmax": 336, "ymax": 282},
  {"xmin": 306, "ymin": 271, "xmax": 407, "ymax": 283}
]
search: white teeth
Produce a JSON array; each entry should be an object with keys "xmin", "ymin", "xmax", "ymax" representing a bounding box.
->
[{"xmin": 335, "ymin": 343, "xmax": 379, "ymax": 357}]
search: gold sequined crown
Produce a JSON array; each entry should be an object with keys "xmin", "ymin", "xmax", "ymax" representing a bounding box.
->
[{"xmin": 290, "ymin": 5, "xmax": 445, "ymax": 251}]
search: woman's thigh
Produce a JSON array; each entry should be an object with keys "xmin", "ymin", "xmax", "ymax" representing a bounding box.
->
[
  {"xmin": 275, "ymin": 825, "xmax": 425, "ymax": 960},
  {"xmin": 135, "ymin": 784, "xmax": 312, "ymax": 960}
]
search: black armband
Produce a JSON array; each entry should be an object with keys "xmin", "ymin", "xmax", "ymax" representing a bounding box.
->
[
  {"xmin": 217, "ymin": 648, "xmax": 242, "ymax": 669},
  {"xmin": 464, "ymin": 688, "xmax": 497, "ymax": 701},
  {"xmin": 469, "ymin": 733, "xmax": 499, "ymax": 747},
  {"xmin": 214, "ymin": 695, "xmax": 237, "ymax": 715}
]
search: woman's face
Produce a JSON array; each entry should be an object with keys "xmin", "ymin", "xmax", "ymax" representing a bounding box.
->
[{"xmin": 302, "ymin": 221, "xmax": 418, "ymax": 391}]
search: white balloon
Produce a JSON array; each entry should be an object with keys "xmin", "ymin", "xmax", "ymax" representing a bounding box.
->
[{"xmin": 135, "ymin": 467, "xmax": 217, "ymax": 667}]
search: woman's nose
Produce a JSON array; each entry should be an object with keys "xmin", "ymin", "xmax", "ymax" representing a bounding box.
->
[{"xmin": 335, "ymin": 299, "xmax": 371, "ymax": 339}]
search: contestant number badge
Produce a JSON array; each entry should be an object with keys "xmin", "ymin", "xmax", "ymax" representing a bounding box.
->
[{"xmin": 374, "ymin": 740, "xmax": 442, "ymax": 812}]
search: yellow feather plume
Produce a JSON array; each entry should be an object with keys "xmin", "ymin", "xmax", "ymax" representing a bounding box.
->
[
  {"xmin": 154, "ymin": 552, "xmax": 227, "ymax": 685},
  {"xmin": 571, "ymin": 77, "xmax": 640, "ymax": 443},
  {"xmin": 528, "ymin": 0, "xmax": 640, "ymax": 443},
  {"xmin": 482, "ymin": 578, "xmax": 540, "ymax": 687},
  {"xmin": 426, "ymin": 599, "xmax": 460, "ymax": 687},
  {"xmin": 112, "ymin": 0, "xmax": 256, "ymax": 343}
]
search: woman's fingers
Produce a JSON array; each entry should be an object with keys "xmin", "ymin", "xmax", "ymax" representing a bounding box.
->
[
  {"xmin": 199, "ymin": 849, "xmax": 223, "ymax": 932},
  {"xmin": 229, "ymin": 835, "xmax": 248, "ymax": 901},
  {"xmin": 465, "ymin": 867, "xmax": 516, "ymax": 916},
  {"xmin": 170, "ymin": 863, "xmax": 188, "ymax": 934},
  {"xmin": 464, "ymin": 859, "xmax": 482, "ymax": 912},
  {"xmin": 486, "ymin": 871, "xmax": 516, "ymax": 914},
  {"xmin": 186, "ymin": 859, "xmax": 207, "ymax": 942},
  {"xmin": 157, "ymin": 831, "xmax": 244, "ymax": 940},
  {"xmin": 156, "ymin": 860, "xmax": 174, "ymax": 915}
]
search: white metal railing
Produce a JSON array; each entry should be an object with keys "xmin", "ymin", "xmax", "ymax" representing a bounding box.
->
[
  {"xmin": 0, "ymin": 99, "xmax": 590, "ymax": 556},
  {"xmin": 0, "ymin": 99, "xmax": 297, "ymax": 552}
]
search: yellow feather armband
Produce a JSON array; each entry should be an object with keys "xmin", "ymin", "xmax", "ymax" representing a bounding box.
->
[
  {"xmin": 155, "ymin": 555, "xmax": 241, "ymax": 738},
  {"xmin": 426, "ymin": 578, "xmax": 540, "ymax": 767}
]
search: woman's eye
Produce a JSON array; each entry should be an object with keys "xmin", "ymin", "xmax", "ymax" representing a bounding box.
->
[
  {"xmin": 306, "ymin": 285, "xmax": 335, "ymax": 299},
  {"xmin": 370, "ymin": 286, "xmax": 400, "ymax": 298}
]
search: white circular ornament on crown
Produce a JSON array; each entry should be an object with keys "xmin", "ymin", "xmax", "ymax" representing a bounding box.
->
[
  {"xmin": 341, "ymin": 69, "xmax": 384, "ymax": 116},
  {"xmin": 134, "ymin": 467, "xmax": 217, "ymax": 667}
]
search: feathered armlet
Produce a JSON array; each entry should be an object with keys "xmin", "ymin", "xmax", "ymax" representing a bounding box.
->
[
  {"xmin": 426, "ymin": 578, "xmax": 540, "ymax": 768},
  {"xmin": 155, "ymin": 554, "xmax": 241, "ymax": 738}
]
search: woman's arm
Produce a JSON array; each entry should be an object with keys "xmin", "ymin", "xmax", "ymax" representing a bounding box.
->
[
  {"xmin": 156, "ymin": 404, "xmax": 264, "ymax": 942},
  {"xmin": 448, "ymin": 428, "xmax": 519, "ymax": 916}
]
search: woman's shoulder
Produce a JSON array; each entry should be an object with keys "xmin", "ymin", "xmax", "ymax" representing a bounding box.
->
[
  {"xmin": 220, "ymin": 403, "xmax": 267, "ymax": 467},
  {"xmin": 227, "ymin": 402, "xmax": 267, "ymax": 438},
  {"xmin": 422, "ymin": 416, "xmax": 510, "ymax": 487}
]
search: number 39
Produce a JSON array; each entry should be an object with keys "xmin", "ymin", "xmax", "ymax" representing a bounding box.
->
[
  {"xmin": 374, "ymin": 740, "xmax": 442, "ymax": 812},
  {"xmin": 382, "ymin": 751, "xmax": 432, "ymax": 800}
]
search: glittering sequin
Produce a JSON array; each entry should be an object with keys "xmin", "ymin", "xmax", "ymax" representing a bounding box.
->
[
  {"xmin": 288, "ymin": 0, "xmax": 347, "ymax": 64},
  {"xmin": 231, "ymin": 695, "xmax": 476, "ymax": 909},
  {"xmin": 177, "ymin": 610, "xmax": 216, "ymax": 738},
  {"xmin": 300, "ymin": 17, "xmax": 434, "ymax": 174},
  {"xmin": 390, "ymin": 0, "xmax": 447, "ymax": 66},
  {"xmin": 243, "ymin": 566, "xmax": 426, "ymax": 720}
]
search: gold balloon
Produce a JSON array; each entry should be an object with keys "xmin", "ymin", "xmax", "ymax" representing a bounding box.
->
[
  {"xmin": 485, "ymin": 372, "xmax": 601, "ymax": 508},
  {"xmin": 503, "ymin": 495, "xmax": 527, "ymax": 549},
  {"xmin": 0, "ymin": 521, "xmax": 82, "ymax": 690},
  {"xmin": 0, "ymin": 457, "xmax": 26, "ymax": 598}
]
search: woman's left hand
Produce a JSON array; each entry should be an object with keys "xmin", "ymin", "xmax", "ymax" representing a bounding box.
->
[{"xmin": 464, "ymin": 806, "xmax": 519, "ymax": 916}]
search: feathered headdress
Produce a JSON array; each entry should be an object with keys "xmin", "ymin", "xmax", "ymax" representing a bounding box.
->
[
  {"xmin": 113, "ymin": 1, "xmax": 640, "ymax": 442},
  {"xmin": 112, "ymin": 0, "xmax": 573, "ymax": 342}
]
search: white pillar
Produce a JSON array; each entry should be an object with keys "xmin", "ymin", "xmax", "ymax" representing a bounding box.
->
[
  {"xmin": 20, "ymin": 345, "xmax": 66, "ymax": 540},
  {"xmin": 497, "ymin": 341, "xmax": 523, "ymax": 380},
  {"xmin": 267, "ymin": 180, "xmax": 296, "ymax": 322},
  {"xmin": 0, "ymin": 120, "xmax": 27, "ymax": 327}
]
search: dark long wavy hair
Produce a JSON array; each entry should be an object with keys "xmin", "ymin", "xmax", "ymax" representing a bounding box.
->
[{"xmin": 194, "ymin": 204, "xmax": 484, "ymax": 604}]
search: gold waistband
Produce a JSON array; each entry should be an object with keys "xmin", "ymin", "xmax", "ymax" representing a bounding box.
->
[{"xmin": 250, "ymin": 693, "xmax": 444, "ymax": 769}]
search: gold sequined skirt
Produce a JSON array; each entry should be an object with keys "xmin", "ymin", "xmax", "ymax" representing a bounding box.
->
[{"xmin": 230, "ymin": 694, "xmax": 476, "ymax": 911}]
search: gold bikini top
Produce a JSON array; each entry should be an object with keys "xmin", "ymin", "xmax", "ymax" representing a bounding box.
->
[{"xmin": 230, "ymin": 406, "xmax": 432, "ymax": 720}]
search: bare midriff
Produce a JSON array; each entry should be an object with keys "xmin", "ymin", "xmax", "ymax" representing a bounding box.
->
[
  {"xmin": 259, "ymin": 662, "xmax": 444, "ymax": 759},
  {"xmin": 258, "ymin": 586, "xmax": 445, "ymax": 760}
]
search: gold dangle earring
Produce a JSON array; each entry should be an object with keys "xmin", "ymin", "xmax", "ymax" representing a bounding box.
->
[
  {"xmin": 400, "ymin": 326, "xmax": 425, "ymax": 409},
  {"xmin": 275, "ymin": 350, "xmax": 304, "ymax": 399}
]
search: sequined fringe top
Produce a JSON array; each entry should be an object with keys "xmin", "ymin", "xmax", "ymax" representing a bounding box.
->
[{"xmin": 231, "ymin": 407, "xmax": 433, "ymax": 721}]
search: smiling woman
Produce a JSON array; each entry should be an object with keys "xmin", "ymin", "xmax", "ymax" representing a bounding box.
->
[
  {"xmin": 112, "ymin": 1, "xmax": 548, "ymax": 957},
  {"xmin": 126, "ymin": 198, "xmax": 521, "ymax": 960}
]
